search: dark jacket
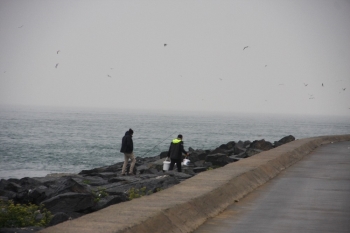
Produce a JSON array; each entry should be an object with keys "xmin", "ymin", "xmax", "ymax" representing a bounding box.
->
[
  {"xmin": 167, "ymin": 138, "xmax": 187, "ymax": 159},
  {"xmin": 120, "ymin": 131, "xmax": 133, "ymax": 153}
]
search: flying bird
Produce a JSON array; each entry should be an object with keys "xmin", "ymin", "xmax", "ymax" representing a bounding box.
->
[
  {"xmin": 57, "ymin": 50, "xmax": 60, "ymax": 54},
  {"xmin": 343, "ymin": 88, "xmax": 346, "ymax": 91},
  {"xmin": 322, "ymin": 83, "xmax": 324, "ymax": 87},
  {"xmin": 243, "ymin": 46, "xmax": 249, "ymax": 50},
  {"xmin": 107, "ymin": 75, "xmax": 111, "ymax": 78},
  {"xmin": 55, "ymin": 63, "xmax": 59, "ymax": 68},
  {"xmin": 164, "ymin": 44, "xmax": 167, "ymax": 47},
  {"xmin": 18, "ymin": 25, "xmax": 23, "ymax": 28},
  {"xmin": 303, "ymin": 83, "xmax": 308, "ymax": 86}
]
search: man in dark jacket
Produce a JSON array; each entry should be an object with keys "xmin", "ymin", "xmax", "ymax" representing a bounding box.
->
[
  {"xmin": 120, "ymin": 128, "xmax": 136, "ymax": 175},
  {"xmin": 167, "ymin": 134, "xmax": 188, "ymax": 172}
]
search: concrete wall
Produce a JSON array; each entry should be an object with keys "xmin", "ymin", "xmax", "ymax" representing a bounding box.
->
[{"xmin": 40, "ymin": 135, "xmax": 350, "ymax": 233}]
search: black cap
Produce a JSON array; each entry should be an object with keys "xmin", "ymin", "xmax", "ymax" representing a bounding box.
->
[{"xmin": 177, "ymin": 134, "xmax": 183, "ymax": 139}]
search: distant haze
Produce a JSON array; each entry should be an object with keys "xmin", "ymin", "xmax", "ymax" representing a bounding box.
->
[{"xmin": 1, "ymin": 0, "xmax": 349, "ymax": 116}]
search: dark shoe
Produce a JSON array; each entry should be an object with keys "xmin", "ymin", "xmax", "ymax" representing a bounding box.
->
[{"xmin": 122, "ymin": 174, "xmax": 126, "ymax": 176}]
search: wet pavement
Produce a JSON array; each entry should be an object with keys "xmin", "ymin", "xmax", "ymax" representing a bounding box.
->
[{"xmin": 193, "ymin": 141, "xmax": 350, "ymax": 233}]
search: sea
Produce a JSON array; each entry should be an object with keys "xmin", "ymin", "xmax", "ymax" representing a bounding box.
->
[{"xmin": 1, "ymin": 105, "xmax": 349, "ymax": 179}]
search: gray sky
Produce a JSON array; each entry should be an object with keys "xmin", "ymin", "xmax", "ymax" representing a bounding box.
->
[{"xmin": 1, "ymin": 0, "xmax": 350, "ymax": 116}]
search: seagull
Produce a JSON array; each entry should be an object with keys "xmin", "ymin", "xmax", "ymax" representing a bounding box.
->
[
  {"xmin": 55, "ymin": 63, "xmax": 59, "ymax": 68},
  {"xmin": 107, "ymin": 75, "xmax": 111, "ymax": 77},
  {"xmin": 265, "ymin": 65, "xmax": 267, "ymax": 67},
  {"xmin": 322, "ymin": 83, "xmax": 324, "ymax": 87},
  {"xmin": 243, "ymin": 46, "xmax": 249, "ymax": 50},
  {"xmin": 18, "ymin": 25, "xmax": 23, "ymax": 28},
  {"xmin": 304, "ymin": 83, "xmax": 308, "ymax": 86},
  {"xmin": 164, "ymin": 43, "xmax": 167, "ymax": 47},
  {"xmin": 219, "ymin": 78, "xmax": 222, "ymax": 81},
  {"xmin": 343, "ymin": 88, "xmax": 346, "ymax": 91},
  {"xmin": 57, "ymin": 50, "xmax": 60, "ymax": 54}
]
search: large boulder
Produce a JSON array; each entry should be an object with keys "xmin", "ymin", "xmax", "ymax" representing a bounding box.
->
[
  {"xmin": 91, "ymin": 195, "xmax": 128, "ymax": 212},
  {"xmin": 188, "ymin": 149, "xmax": 208, "ymax": 163},
  {"xmin": 274, "ymin": 135, "xmax": 296, "ymax": 147},
  {"xmin": 205, "ymin": 153, "xmax": 230, "ymax": 166},
  {"xmin": 249, "ymin": 139, "xmax": 274, "ymax": 151},
  {"xmin": 41, "ymin": 192, "xmax": 95, "ymax": 214},
  {"xmin": 49, "ymin": 212, "xmax": 70, "ymax": 226}
]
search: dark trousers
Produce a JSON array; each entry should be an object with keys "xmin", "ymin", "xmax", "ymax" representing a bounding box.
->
[{"xmin": 169, "ymin": 158, "xmax": 182, "ymax": 172}]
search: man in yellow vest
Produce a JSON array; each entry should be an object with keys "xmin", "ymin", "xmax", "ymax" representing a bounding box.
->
[{"xmin": 167, "ymin": 134, "xmax": 188, "ymax": 172}]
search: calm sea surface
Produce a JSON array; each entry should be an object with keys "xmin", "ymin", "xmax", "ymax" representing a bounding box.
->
[{"xmin": 1, "ymin": 106, "xmax": 349, "ymax": 179}]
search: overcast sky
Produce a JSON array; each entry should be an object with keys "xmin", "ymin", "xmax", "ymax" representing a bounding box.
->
[{"xmin": 1, "ymin": 0, "xmax": 349, "ymax": 116}]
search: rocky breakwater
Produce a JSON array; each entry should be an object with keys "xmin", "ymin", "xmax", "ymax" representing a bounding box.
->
[{"xmin": 0, "ymin": 135, "xmax": 295, "ymax": 232}]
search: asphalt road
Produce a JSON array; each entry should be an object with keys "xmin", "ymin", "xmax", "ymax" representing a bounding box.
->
[{"xmin": 193, "ymin": 141, "xmax": 350, "ymax": 233}]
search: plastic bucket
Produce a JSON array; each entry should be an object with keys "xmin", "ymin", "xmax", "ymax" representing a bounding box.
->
[
  {"xmin": 182, "ymin": 158, "xmax": 190, "ymax": 166},
  {"xmin": 163, "ymin": 160, "xmax": 170, "ymax": 171}
]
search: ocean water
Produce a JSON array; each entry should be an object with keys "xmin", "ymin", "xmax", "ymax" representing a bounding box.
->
[{"xmin": 0, "ymin": 106, "xmax": 349, "ymax": 179}]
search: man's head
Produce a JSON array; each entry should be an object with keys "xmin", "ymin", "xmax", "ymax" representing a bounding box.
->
[
  {"xmin": 177, "ymin": 134, "xmax": 183, "ymax": 139},
  {"xmin": 129, "ymin": 128, "xmax": 134, "ymax": 135}
]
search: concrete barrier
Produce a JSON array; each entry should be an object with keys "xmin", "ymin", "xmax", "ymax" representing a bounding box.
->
[{"xmin": 40, "ymin": 135, "xmax": 350, "ymax": 233}]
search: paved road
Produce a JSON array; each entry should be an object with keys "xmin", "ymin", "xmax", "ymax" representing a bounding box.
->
[{"xmin": 193, "ymin": 141, "xmax": 350, "ymax": 233}]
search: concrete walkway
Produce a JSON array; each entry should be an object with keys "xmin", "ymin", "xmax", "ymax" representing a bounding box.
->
[
  {"xmin": 40, "ymin": 135, "xmax": 350, "ymax": 233},
  {"xmin": 193, "ymin": 140, "xmax": 350, "ymax": 233}
]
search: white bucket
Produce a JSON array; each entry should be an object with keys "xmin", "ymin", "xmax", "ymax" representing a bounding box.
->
[
  {"xmin": 182, "ymin": 158, "xmax": 190, "ymax": 166},
  {"xmin": 163, "ymin": 159, "xmax": 170, "ymax": 171}
]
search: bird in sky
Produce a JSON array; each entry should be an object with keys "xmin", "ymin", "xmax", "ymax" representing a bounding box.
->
[
  {"xmin": 265, "ymin": 65, "xmax": 267, "ymax": 67},
  {"xmin": 57, "ymin": 50, "xmax": 60, "ymax": 54},
  {"xmin": 164, "ymin": 44, "xmax": 167, "ymax": 47},
  {"xmin": 107, "ymin": 75, "xmax": 111, "ymax": 78},
  {"xmin": 243, "ymin": 46, "xmax": 249, "ymax": 50},
  {"xmin": 219, "ymin": 78, "xmax": 222, "ymax": 81},
  {"xmin": 18, "ymin": 25, "xmax": 23, "ymax": 28},
  {"xmin": 322, "ymin": 83, "xmax": 324, "ymax": 87},
  {"xmin": 304, "ymin": 83, "xmax": 308, "ymax": 86},
  {"xmin": 55, "ymin": 63, "xmax": 59, "ymax": 68},
  {"xmin": 343, "ymin": 88, "xmax": 346, "ymax": 91}
]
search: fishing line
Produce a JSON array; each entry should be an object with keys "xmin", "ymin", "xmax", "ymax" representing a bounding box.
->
[{"xmin": 141, "ymin": 132, "xmax": 176, "ymax": 157}]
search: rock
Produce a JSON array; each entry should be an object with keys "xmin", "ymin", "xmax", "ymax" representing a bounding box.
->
[
  {"xmin": 49, "ymin": 212, "xmax": 70, "ymax": 226},
  {"xmin": 91, "ymin": 195, "xmax": 128, "ymax": 212},
  {"xmin": 237, "ymin": 148, "xmax": 263, "ymax": 158},
  {"xmin": 233, "ymin": 143, "xmax": 246, "ymax": 155},
  {"xmin": 205, "ymin": 153, "xmax": 230, "ymax": 166},
  {"xmin": 249, "ymin": 139, "xmax": 274, "ymax": 151},
  {"xmin": 194, "ymin": 160, "xmax": 212, "ymax": 168},
  {"xmin": 274, "ymin": 135, "xmax": 296, "ymax": 147},
  {"xmin": 159, "ymin": 151, "xmax": 168, "ymax": 159},
  {"xmin": 193, "ymin": 167, "xmax": 207, "ymax": 173},
  {"xmin": 41, "ymin": 192, "xmax": 95, "ymax": 214},
  {"xmin": 243, "ymin": 140, "xmax": 251, "ymax": 148},
  {"xmin": 228, "ymin": 155, "xmax": 240, "ymax": 162},
  {"xmin": 54, "ymin": 177, "xmax": 90, "ymax": 195},
  {"xmin": 27, "ymin": 185, "xmax": 49, "ymax": 204},
  {"xmin": 226, "ymin": 141, "xmax": 236, "ymax": 149},
  {"xmin": 188, "ymin": 150, "xmax": 208, "ymax": 163}
]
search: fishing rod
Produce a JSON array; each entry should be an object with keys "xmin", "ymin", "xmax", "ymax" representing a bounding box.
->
[{"xmin": 141, "ymin": 132, "xmax": 176, "ymax": 157}]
